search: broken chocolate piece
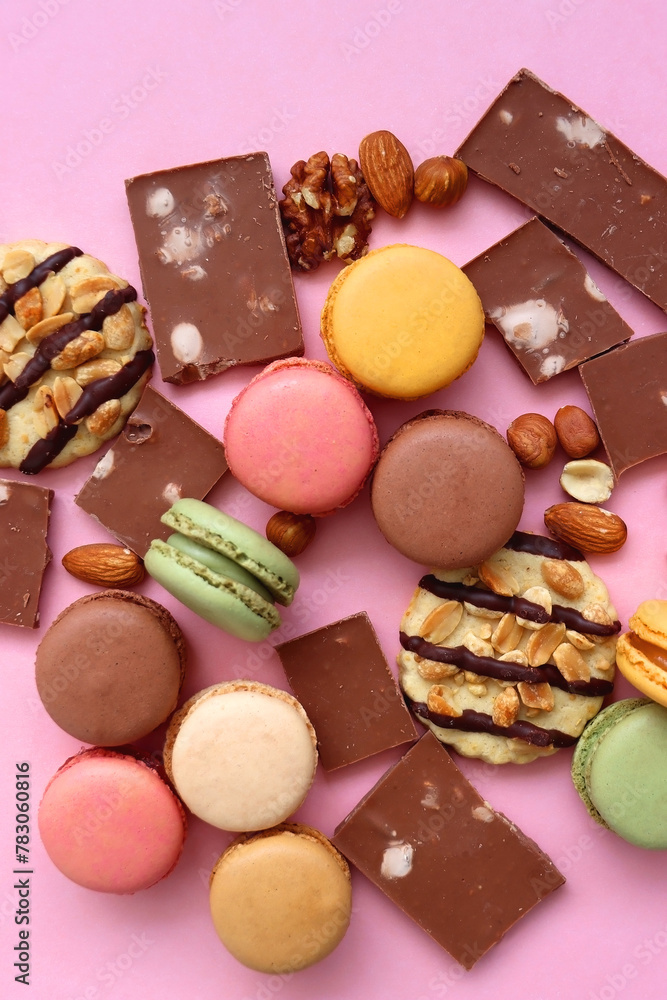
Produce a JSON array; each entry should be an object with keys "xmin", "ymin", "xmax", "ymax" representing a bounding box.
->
[
  {"xmin": 579, "ymin": 331, "xmax": 667, "ymax": 478},
  {"xmin": 276, "ymin": 612, "xmax": 416, "ymax": 770},
  {"xmin": 333, "ymin": 731, "xmax": 564, "ymax": 968},
  {"xmin": 457, "ymin": 69, "xmax": 667, "ymax": 311},
  {"xmin": 463, "ymin": 218, "xmax": 634, "ymax": 382},
  {"xmin": 125, "ymin": 152, "xmax": 303, "ymax": 384},
  {"xmin": 75, "ymin": 385, "xmax": 227, "ymax": 556},
  {"xmin": 0, "ymin": 479, "xmax": 52, "ymax": 628}
]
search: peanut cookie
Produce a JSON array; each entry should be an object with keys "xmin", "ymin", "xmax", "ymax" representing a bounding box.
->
[
  {"xmin": 398, "ymin": 530, "xmax": 619, "ymax": 764},
  {"xmin": 0, "ymin": 240, "xmax": 153, "ymax": 473}
]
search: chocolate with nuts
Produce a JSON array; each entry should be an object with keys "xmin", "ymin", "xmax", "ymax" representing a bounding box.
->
[
  {"xmin": 333, "ymin": 731, "xmax": 565, "ymax": 968},
  {"xmin": 126, "ymin": 153, "xmax": 303, "ymax": 383},
  {"xmin": 0, "ymin": 478, "xmax": 52, "ymax": 628},
  {"xmin": 463, "ymin": 218, "xmax": 633, "ymax": 383},
  {"xmin": 457, "ymin": 69, "xmax": 667, "ymax": 311},
  {"xmin": 75, "ymin": 385, "xmax": 227, "ymax": 557}
]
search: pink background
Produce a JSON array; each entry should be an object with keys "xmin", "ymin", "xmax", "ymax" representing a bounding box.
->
[{"xmin": 2, "ymin": 1, "xmax": 667, "ymax": 997}]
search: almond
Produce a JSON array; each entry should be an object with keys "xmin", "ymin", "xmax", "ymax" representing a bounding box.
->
[
  {"xmin": 358, "ymin": 130, "xmax": 414, "ymax": 218},
  {"xmin": 544, "ymin": 502, "xmax": 627, "ymax": 553},
  {"xmin": 62, "ymin": 543, "xmax": 144, "ymax": 588}
]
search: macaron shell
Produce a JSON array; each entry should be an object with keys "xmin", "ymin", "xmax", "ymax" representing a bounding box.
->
[
  {"xmin": 223, "ymin": 357, "xmax": 379, "ymax": 515},
  {"xmin": 165, "ymin": 532, "xmax": 274, "ymax": 603},
  {"xmin": 162, "ymin": 498, "xmax": 299, "ymax": 606},
  {"xmin": 370, "ymin": 410, "xmax": 525, "ymax": 568},
  {"xmin": 38, "ymin": 749, "xmax": 186, "ymax": 893},
  {"xmin": 321, "ymin": 244, "xmax": 485, "ymax": 400},
  {"xmin": 166, "ymin": 682, "xmax": 317, "ymax": 831},
  {"xmin": 616, "ymin": 631, "xmax": 667, "ymax": 708},
  {"xmin": 35, "ymin": 591, "xmax": 186, "ymax": 746},
  {"xmin": 144, "ymin": 539, "xmax": 279, "ymax": 642},
  {"xmin": 209, "ymin": 825, "xmax": 351, "ymax": 972},
  {"xmin": 583, "ymin": 701, "xmax": 667, "ymax": 848}
]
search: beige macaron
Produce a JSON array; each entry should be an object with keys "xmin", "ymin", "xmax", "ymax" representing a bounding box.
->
[
  {"xmin": 209, "ymin": 823, "xmax": 352, "ymax": 973},
  {"xmin": 164, "ymin": 680, "xmax": 318, "ymax": 831}
]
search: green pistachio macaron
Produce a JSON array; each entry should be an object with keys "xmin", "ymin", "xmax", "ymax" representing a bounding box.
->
[
  {"xmin": 144, "ymin": 499, "xmax": 299, "ymax": 642},
  {"xmin": 571, "ymin": 698, "xmax": 667, "ymax": 849}
]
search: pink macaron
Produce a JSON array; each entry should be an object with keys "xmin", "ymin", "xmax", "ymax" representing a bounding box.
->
[
  {"xmin": 223, "ymin": 357, "xmax": 380, "ymax": 515},
  {"xmin": 38, "ymin": 747, "xmax": 186, "ymax": 894}
]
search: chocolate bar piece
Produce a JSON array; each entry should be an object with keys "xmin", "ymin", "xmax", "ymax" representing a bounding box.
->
[
  {"xmin": 126, "ymin": 153, "xmax": 303, "ymax": 384},
  {"xmin": 0, "ymin": 479, "xmax": 52, "ymax": 628},
  {"xmin": 457, "ymin": 69, "xmax": 667, "ymax": 310},
  {"xmin": 333, "ymin": 731, "xmax": 564, "ymax": 968},
  {"xmin": 276, "ymin": 612, "xmax": 416, "ymax": 770},
  {"xmin": 579, "ymin": 331, "xmax": 667, "ymax": 478},
  {"xmin": 463, "ymin": 218, "xmax": 633, "ymax": 382},
  {"xmin": 75, "ymin": 385, "xmax": 227, "ymax": 556}
]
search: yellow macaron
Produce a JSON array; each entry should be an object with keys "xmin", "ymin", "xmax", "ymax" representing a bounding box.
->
[
  {"xmin": 616, "ymin": 599, "xmax": 667, "ymax": 707},
  {"xmin": 320, "ymin": 244, "xmax": 485, "ymax": 400}
]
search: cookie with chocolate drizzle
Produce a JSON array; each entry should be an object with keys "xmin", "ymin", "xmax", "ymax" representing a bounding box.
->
[
  {"xmin": 0, "ymin": 240, "xmax": 153, "ymax": 473},
  {"xmin": 398, "ymin": 530, "xmax": 619, "ymax": 764}
]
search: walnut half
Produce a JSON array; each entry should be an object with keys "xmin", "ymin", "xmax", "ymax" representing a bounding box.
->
[{"xmin": 279, "ymin": 151, "xmax": 375, "ymax": 271}]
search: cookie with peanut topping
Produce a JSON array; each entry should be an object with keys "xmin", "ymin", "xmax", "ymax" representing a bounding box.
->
[
  {"xmin": 0, "ymin": 240, "xmax": 153, "ymax": 473},
  {"xmin": 398, "ymin": 530, "xmax": 619, "ymax": 764}
]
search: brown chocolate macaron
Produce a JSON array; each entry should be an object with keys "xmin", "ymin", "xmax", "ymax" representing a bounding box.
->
[
  {"xmin": 35, "ymin": 590, "xmax": 186, "ymax": 745},
  {"xmin": 370, "ymin": 410, "xmax": 525, "ymax": 569}
]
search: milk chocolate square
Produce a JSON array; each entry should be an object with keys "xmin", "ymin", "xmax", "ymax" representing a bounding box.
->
[
  {"xmin": 75, "ymin": 385, "xmax": 227, "ymax": 556},
  {"xmin": 0, "ymin": 479, "xmax": 52, "ymax": 628},
  {"xmin": 464, "ymin": 218, "xmax": 633, "ymax": 382},
  {"xmin": 579, "ymin": 331, "xmax": 667, "ymax": 478},
  {"xmin": 276, "ymin": 612, "xmax": 416, "ymax": 770},
  {"xmin": 333, "ymin": 732, "xmax": 564, "ymax": 968},
  {"xmin": 457, "ymin": 69, "xmax": 667, "ymax": 311},
  {"xmin": 125, "ymin": 153, "xmax": 303, "ymax": 384}
]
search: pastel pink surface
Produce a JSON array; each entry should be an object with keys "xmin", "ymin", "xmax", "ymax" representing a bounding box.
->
[
  {"xmin": 38, "ymin": 750, "xmax": 186, "ymax": 894},
  {"xmin": 224, "ymin": 358, "xmax": 379, "ymax": 514},
  {"xmin": 3, "ymin": 3, "xmax": 667, "ymax": 999}
]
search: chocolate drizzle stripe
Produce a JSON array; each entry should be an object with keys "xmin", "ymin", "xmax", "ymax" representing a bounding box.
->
[
  {"xmin": 0, "ymin": 247, "xmax": 83, "ymax": 324},
  {"xmin": 20, "ymin": 421, "xmax": 78, "ymax": 475},
  {"xmin": 13, "ymin": 286, "xmax": 138, "ymax": 395},
  {"xmin": 19, "ymin": 348, "xmax": 154, "ymax": 475},
  {"xmin": 404, "ymin": 695, "xmax": 578, "ymax": 749},
  {"xmin": 400, "ymin": 632, "xmax": 614, "ymax": 696},
  {"xmin": 65, "ymin": 349, "xmax": 154, "ymax": 423},
  {"xmin": 419, "ymin": 576, "xmax": 621, "ymax": 636},
  {"xmin": 503, "ymin": 530, "xmax": 585, "ymax": 562}
]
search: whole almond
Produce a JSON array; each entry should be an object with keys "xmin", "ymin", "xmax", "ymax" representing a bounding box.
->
[
  {"xmin": 62, "ymin": 543, "xmax": 145, "ymax": 587},
  {"xmin": 544, "ymin": 502, "xmax": 627, "ymax": 553},
  {"xmin": 358, "ymin": 130, "xmax": 414, "ymax": 218}
]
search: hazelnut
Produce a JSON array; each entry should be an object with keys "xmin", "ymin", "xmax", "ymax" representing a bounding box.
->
[
  {"xmin": 414, "ymin": 156, "xmax": 468, "ymax": 208},
  {"xmin": 506, "ymin": 413, "xmax": 557, "ymax": 469},
  {"xmin": 559, "ymin": 459, "xmax": 614, "ymax": 503},
  {"xmin": 554, "ymin": 405, "xmax": 600, "ymax": 458},
  {"xmin": 266, "ymin": 511, "xmax": 316, "ymax": 557}
]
